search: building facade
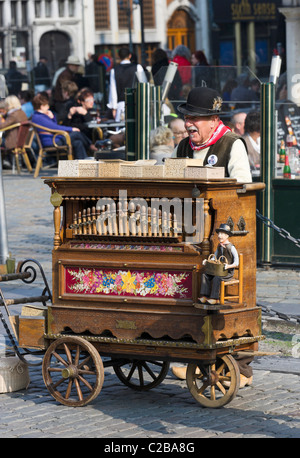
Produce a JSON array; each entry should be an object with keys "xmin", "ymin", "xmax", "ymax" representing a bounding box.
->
[
  {"xmin": 211, "ymin": 0, "xmax": 286, "ymax": 79},
  {"xmin": 0, "ymin": 0, "xmax": 296, "ymax": 82},
  {"xmin": 0, "ymin": 0, "xmax": 212, "ymax": 74},
  {"xmin": 0, "ymin": 0, "xmax": 95, "ymax": 73}
]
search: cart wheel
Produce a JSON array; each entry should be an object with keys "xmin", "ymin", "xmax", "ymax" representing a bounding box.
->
[
  {"xmin": 42, "ymin": 336, "xmax": 104, "ymax": 407},
  {"xmin": 113, "ymin": 359, "xmax": 170, "ymax": 391},
  {"xmin": 186, "ymin": 354, "xmax": 240, "ymax": 408}
]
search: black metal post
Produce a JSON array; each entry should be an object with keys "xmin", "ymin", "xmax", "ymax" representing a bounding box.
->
[
  {"xmin": 119, "ymin": 0, "xmax": 133, "ymax": 54},
  {"xmin": 139, "ymin": 0, "xmax": 146, "ymax": 68},
  {"xmin": 126, "ymin": 1, "xmax": 133, "ymax": 54}
]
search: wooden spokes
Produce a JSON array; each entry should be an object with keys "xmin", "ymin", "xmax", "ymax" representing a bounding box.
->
[
  {"xmin": 42, "ymin": 336, "xmax": 104, "ymax": 407},
  {"xmin": 186, "ymin": 354, "xmax": 240, "ymax": 408},
  {"xmin": 113, "ymin": 359, "xmax": 170, "ymax": 391}
]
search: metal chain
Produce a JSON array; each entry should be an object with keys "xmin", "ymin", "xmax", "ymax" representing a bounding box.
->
[
  {"xmin": 256, "ymin": 209, "xmax": 300, "ymax": 249},
  {"xmin": 258, "ymin": 302, "xmax": 300, "ymax": 324},
  {"xmin": 256, "ymin": 209, "xmax": 300, "ymax": 323}
]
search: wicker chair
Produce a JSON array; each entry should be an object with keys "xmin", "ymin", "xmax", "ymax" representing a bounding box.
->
[
  {"xmin": 0, "ymin": 121, "xmax": 33, "ymax": 174},
  {"xmin": 31, "ymin": 122, "xmax": 73, "ymax": 178}
]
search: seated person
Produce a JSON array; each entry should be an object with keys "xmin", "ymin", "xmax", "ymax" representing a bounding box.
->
[
  {"xmin": 31, "ymin": 92, "xmax": 92, "ymax": 160},
  {"xmin": 19, "ymin": 90, "xmax": 34, "ymax": 119},
  {"xmin": 55, "ymin": 80, "xmax": 78, "ymax": 123},
  {"xmin": 197, "ymin": 223, "xmax": 239, "ymax": 306},
  {"xmin": 63, "ymin": 87, "xmax": 96, "ymax": 140},
  {"xmin": 0, "ymin": 95, "xmax": 28, "ymax": 168},
  {"xmin": 149, "ymin": 126, "xmax": 174, "ymax": 165},
  {"xmin": 168, "ymin": 117, "xmax": 188, "ymax": 147},
  {"xmin": 243, "ymin": 111, "xmax": 261, "ymax": 174}
]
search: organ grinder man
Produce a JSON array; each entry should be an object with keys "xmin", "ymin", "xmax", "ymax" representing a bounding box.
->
[{"xmin": 171, "ymin": 86, "xmax": 253, "ymax": 388}]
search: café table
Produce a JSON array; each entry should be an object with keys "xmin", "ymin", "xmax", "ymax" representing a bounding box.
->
[{"xmin": 86, "ymin": 121, "xmax": 125, "ymax": 130}]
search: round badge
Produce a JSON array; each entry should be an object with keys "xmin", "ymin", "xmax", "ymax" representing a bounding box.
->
[{"xmin": 207, "ymin": 154, "xmax": 218, "ymax": 166}]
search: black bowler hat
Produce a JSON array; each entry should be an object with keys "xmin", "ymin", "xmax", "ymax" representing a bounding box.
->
[
  {"xmin": 215, "ymin": 223, "xmax": 232, "ymax": 236},
  {"xmin": 177, "ymin": 87, "xmax": 225, "ymax": 117}
]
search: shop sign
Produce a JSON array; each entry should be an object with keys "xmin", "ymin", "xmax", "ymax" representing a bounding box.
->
[{"xmin": 213, "ymin": 0, "xmax": 280, "ymax": 23}]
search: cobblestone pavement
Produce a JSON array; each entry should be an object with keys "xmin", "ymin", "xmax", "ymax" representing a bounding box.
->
[{"xmin": 0, "ymin": 171, "xmax": 300, "ymax": 439}]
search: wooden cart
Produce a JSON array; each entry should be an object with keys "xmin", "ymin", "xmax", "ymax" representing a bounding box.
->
[{"xmin": 16, "ymin": 176, "xmax": 265, "ymax": 408}]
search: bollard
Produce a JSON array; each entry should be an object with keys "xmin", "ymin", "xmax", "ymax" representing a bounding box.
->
[
  {"xmin": 260, "ymin": 82, "xmax": 275, "ymax": 264},
  {"xmin": 0, "ymin": 356, "xmax": 30, "ymax": 393}
]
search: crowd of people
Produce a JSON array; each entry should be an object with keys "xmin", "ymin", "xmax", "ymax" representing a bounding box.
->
[{"xmin": 1, "ymin": 44, "xmax": 261, "ymax": 176}]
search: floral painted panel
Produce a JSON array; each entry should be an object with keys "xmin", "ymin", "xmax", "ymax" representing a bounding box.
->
[
  {"xmin": 65, "ymin": 267, "xmax": 193, "ymax": 299},
  {"xmin": 70, "ymin": 243, "xmax": 183, "ymax": 252}
]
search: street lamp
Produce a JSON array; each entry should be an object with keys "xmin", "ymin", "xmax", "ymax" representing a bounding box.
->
[
  {"xmin": 133, "ymin": 0, "xmax": 146, "ymax": 67},
  {"xmin": 119, "ymin": 0, "xmax": 133, "ymax": 53}
]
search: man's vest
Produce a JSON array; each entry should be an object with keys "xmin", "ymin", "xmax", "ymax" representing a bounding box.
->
[
  {"xmin": 176, "ymin": 131, "xmax": 247, "ymax": 177},
  {"xmin": 215, "ymin": 242, "xmax": 235, "ymax": 275},
  {"xmin": 114, "ymin": 63, "xmax": 137, "ymax": 102}
]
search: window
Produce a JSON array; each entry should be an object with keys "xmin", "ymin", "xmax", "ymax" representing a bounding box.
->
[
  {"xmin": 21, "ymin": 1, "xmax": 27, "ymax": 26},
  {"xmin": 58, "ymin": 0, "xmax": 65, "ymax": 17},
  {"xmin": 220, "ymin": 41, "xmax": 235, "ymax": 66},
  {"xmin": 0, "ymin": 2, "xmax": 3, "ymax": 27},
  {"xmin": 35, "ymin": 1, "xmax": 41, "ymax": 17},
  {"xmin": 118, "ymin": 0, "xmax": 130, "ymax": 30},
  {"xmin": 11, "ymin": 1, "xmax": 17, "ymax": 26},
  {"xmin": 94, "ymin": 0, "xmax": 110, "ymax": 29},
  {"xmin": 68, "ymin": 0, "xmax": 75, "ymax": 17},
  {"xmin": 45, "ymin": 0, "xmax": 52, "ymax": 17},
  {"xmin": 11, "ymin": 31, "xmax": 28, "ymax": 67},
  {"xmin": 142, "ymin": 0, "xmax": 155, "ymax": 28}
]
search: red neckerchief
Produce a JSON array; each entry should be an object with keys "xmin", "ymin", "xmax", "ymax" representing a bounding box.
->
[
  {"xmin": 219, "ymin": 242, "xmax": 229, "ymax": 248},
  {"xmin": 189, "ymin": 121, "xmax": 231, "ymax": 151}
]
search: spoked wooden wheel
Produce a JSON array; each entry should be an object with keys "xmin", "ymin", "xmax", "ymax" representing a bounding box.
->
[
  {"xmin": 113, "ymin": 359, "xmax": 170, "ymax": 391},
  {"xmin": 186, "ymin": 354, "xmax": 240, "ymax": 408},
  {"xmin": 42, "ymin": 336, "xmax": 104, "ymax": 407}
]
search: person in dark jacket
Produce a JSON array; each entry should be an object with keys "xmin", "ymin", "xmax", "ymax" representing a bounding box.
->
[
  {"xmin": 108, "ymin": 47, "xmax": 146, "ymax": 122},
  {"xmin": 53, "ymin": 55, "xmax": 82, "ymax": 112},
  {"xmin": 191, "ymin": 50, "xmax": 211, "ymax": 88},
  {"xmin": 151, "ymin": 48, "xmax": 182, "ymax": 103},
  {"xmin": 85, "ymin": 54, "xmax": 106, "ymax": 105},
  {"xmin": 33, "ymin": 57, "xmax": 51, "ymax": 92},
  {"xmin": 5, "ymin": 61, "xmax": 26, "ymax": 96},
  {"xmin": 55, "ymin": 80, "xmax": 79, "ymax": 123},
  {"xmin": 62, "ymin": 87, "xmax": 95, "ymax": 141}
]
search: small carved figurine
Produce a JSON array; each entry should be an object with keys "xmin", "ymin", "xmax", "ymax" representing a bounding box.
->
[{"xmin": 196, "ymin": 223, "xmax": 239, "ymax": 306}]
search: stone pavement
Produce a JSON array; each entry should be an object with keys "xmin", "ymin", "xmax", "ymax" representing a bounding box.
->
[{"xmin": 0, "ymin": 169, "xmax": 299, "ymax": 439}]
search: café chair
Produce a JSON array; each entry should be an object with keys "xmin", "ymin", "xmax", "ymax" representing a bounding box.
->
[
  {"xmin": 219, "ymin": 253, "xmax": 243, "ymax": 306},
  {"xmin": 92, "ymin": 126, "xmax": 103, "ymax": 143},
  {"xmin": 0, "ymin": 121, "xmax": 33, "ymax": 174},
  {"xmin": 31, "ymin": 122, "xmax": 73, "ymax": 178}
]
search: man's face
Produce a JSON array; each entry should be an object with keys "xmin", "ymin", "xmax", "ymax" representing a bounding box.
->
[
  {"xmin": 233, "ymin": 112, "xmax": 247, "ymax": 135},
  {"xmin": 217, "ymin": 231, "xmax": 229, "ymax": 244},
  {"xmin": 184, "ymin": 115, "xmax": 219, "ymax": 146},
  {"xmin": 171, "ymin": 119, "xmax": 188, "ymax": 144},
  {"xmin": 68, "ymin": 64, "xmax": 80, "ymax": 73}
]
